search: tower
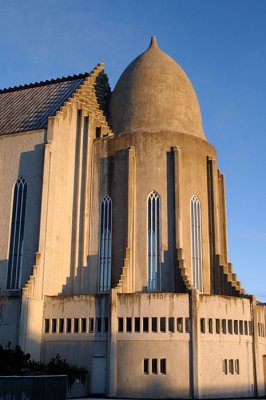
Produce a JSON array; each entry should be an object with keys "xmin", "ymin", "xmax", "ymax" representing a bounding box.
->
[{"xmin": 0, "ymin": 37, "xmax": 265, "ymax": 399}]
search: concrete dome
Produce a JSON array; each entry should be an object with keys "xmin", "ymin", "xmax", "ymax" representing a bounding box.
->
[{"xmin": 109, "ymin": 36, "xmax": 206, "ymax": 140}]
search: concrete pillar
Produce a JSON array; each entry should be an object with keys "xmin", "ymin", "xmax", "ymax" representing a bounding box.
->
[
  {"xmin": 38, "ymin": 142, "xmax": 52, "ymax": 297},
  {"xmin": 217, "ymin": 172, "xmax": 228, "ymax": 266},
  {"xmin": 82, "ymin": 115, "xmax": 94, "ymax": 267},
  {"xmin": 207, "ymin": 157, "xmax": 221, "ymax": 294},
  {"xmin": 251, "ymin": 295, "xmax": 259, "ymax": 397},
  {"xmin": 20, "ymin": 298, "xmax": 44, "ymax": 361},
  {"xmin": 173, "ymin": 146, "xmax": 188, "ymax": 292},
  {"xmin": 108, "ymin": 288, "xmax": 118, "ymax": 396},
  {"xmin": 127, "ymin": 146, "xmax": 136, "ymax": 292},
  {"xmin": 70, "ymin": 109, "xmax": 83, "ymax": 294},
  {"xmin": 190, "ymin": 289, "xmax": 201, "ymax": 399},
  {"xmin": 173, "ymin": 146, "xmax": 182, "ymax": 250}
]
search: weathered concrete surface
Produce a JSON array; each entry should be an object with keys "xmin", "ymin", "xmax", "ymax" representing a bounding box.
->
[{"xmin": 109, "ymin": 36, "xmax": 205, "ymax": 140}]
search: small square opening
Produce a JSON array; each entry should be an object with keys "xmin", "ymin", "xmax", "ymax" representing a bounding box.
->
[
  {"xmin": 152, "ymin": 317, "xmax": 157, "ymax": 332},
  {"xmin": 143, "ymin": 317, "xmax": 149, "ymax": 332},
  {"xmin": 177, "ymin": 318, "xmax": 183, "ymax": 333},
  {"xmin": 118, "ymin": 318, "xmax": 124, "ymax": 332},
  {"xmin": 160, "ymin": 359, "xmax": 166, "ymax": 374},
  {"xmin": 134, "ymin": 317, "xmax": 140, "ymax": 332},
  {"xmin": 160, "ymin": 317, "xmax": 166, "ymax": 332},
  {"xmin": 168, "ymin": 318, "xmax": 174, "ymax": 332},
  {"xmin": 126, "ymin": 317, "xmax": 132, "ymax": 332},
  {"xmin": 152, "ymin": 359, "xmax": 158, "ymax": 374},
  {"xmin": 89, "ymin": 318, "xmax": 94, "ymax": 333}
]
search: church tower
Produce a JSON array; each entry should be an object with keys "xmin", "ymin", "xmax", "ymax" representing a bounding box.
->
[
  {"xmin": 92, "ymin": 36, "xmax": 245, "ymax": 297},
  {"xmin": 0, "ymin": 37, "xmax": 265, "ymax": 399}
]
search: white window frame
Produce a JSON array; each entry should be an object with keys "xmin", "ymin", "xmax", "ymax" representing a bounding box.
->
[
  {"xmin": 190, "ymin": 195, "xmax": 203, "ymax": 292},
  {"xmin": 98, "ymin": 195, "xmax": 112, "ymax": 292},
  {"xmin": 147, "ymin": 191, "xmax": 161, "ymax": 291},
  {"xmin": 6, "ymin": 177, "xmax": 27, "ymax": 290}
]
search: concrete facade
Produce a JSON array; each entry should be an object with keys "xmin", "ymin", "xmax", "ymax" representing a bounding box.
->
[{"xmin": 0, "ymin": 37, "xmax": 265, "ymax": 398}]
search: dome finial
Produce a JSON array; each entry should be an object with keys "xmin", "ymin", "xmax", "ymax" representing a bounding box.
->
[{"xmin": 149, "ymin": 35, "xmax": 158, "ymax": 49}]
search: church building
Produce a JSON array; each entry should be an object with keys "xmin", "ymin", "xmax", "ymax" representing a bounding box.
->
[{"xmin": 0, "ymin": 36, "xmax": 266, "ymax": 398}]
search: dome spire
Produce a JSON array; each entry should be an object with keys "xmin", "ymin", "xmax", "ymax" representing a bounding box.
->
[
  {"xmin": 149, "ymin": 35, "xmax": 158, "ymax": 49},
  {"xmin": 110, "ymin": 36, "xmax": 205, "ymax": 140}
]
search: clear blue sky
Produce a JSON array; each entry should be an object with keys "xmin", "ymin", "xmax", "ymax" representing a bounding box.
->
[{"xmin": 1, "ymin": 0, "xmax": 265, "ymax": 300}]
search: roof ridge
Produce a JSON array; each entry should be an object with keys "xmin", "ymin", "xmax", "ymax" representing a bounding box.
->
[{"xmin": 0, "ymin": 72, "xmax": 91, "ymax": 94}]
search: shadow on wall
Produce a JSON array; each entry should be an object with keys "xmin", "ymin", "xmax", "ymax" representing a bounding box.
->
[
  {"xmin": 0, "ymin": 260, "xmax": 8, "ymax": 294},
  {"xmin": 0, "ymin": 144, "xmax": 44, "ymax": 294},
  {"xmin": 99, "ymin": 152, "xmax": 128, "ymax": 289},
  {"xmin": 60, "ymin": 255, "xmax": 98, "ymax": 295},
  {"xmin": 0, "ymin": 287, "xmax": 21, "ymax": 347},
  {"xmin": 199, "ymin": 381, "xmax": 255, "ymax": 399},
  {"xmin": 118, "ymin": 380, "xmax": 255, "ymax": 399},
  {"xmin": 61, "ymin": 149, "xmax": 129, "ymax": 296},
  {"xmin": 17, "ymin": 144, "xmax": 44, "ymax": 288},
  {"xmin": 0, "ymin": 153, "xmax": 41, "ymax": 347},
  {"xmin": 0, "ymin": 143, "xmax": 44, "ymax": 347},
  {"xmin": 160, "ymin": 150, "xmax": 187, "ymax": 293}
]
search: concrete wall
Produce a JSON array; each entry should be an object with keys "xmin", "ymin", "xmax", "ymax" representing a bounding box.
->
[
  {"xmin": 0, "ymin": 375, "xmax": 67, "ymax": 400},
  {"xmin": 42, "ymin": 294, "xmax": 108, "ymax": 372},
  {"xmin": 0, "ymin": 294, "xmax": 21, "ymax": 346},
  {"xmin": 41, "ymin": 108, "xmax": 83, "ymax": 296},
  {"xmin": 0, "ymin": 129, "xmax": 45, "ymax": 290},
  {"xmin": 93, "ymin": 131, "xmax": 217, "ymax": 293},
  {"xmin": 100, "ymin": 150, "xmax": 129, "ymax": 288},
  {"xmin": 254, "ymin": 302, "xmax": 266, "ymax": 396},
  {"xmin": 67, "ymin": 375, "xmax": 89, "ymax": 399},
  {"xmin": 117, "ymin": 340, "xmax": 190, "ymax": 398},
  {"xmin": 198, "ymin": 295, "xmax": 254, "ymax": 398},
  {"xmin": 115, "ymin": 293, "xmax": 190, "ymax": 398},
  {"xmin": 36, "ymin": 283, "xmax": 266, "ymax": 399},
  {"xmin": 40, "ymin": 102, "xmax": 111, "ymax": 297},
  {"xmin": 20, "ymin": 297, "xmax": 44, "ymax": 360},
  {"xmin": 112, "ymin": 292, "xmax": 265, "ymax": 399}
]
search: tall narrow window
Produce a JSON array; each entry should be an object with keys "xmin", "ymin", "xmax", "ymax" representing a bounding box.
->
[
  {"xmin": 147, "ymin": 192, "xmax": 161, "ymax": 290},
  {"xmin": 98, "ymin": 195, "xmax": 112, "ymax": 292},
  {"xmin": 190, "ymin": 195, "xmax": 203, "ymax": 292},
  {"xmin": 6, "ymin": 177, "xmax": 27, "ymax": 290}
]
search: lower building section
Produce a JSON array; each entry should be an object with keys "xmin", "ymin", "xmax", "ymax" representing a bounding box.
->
[
  {"xmin": 0, "ymin": 294, "xmax": 21, "ymax": 346},
  {"xmin": 1, "ymin": 291, "xmax": 266, "ymax": 398},
  {"xmin": 116, "ymin": 340, "xmax": 190, "ymax": 398}
]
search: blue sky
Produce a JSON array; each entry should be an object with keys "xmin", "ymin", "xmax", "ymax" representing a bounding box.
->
[{"xmin": 1, "ymin": 0, "xmax": 265, "ymax": 300}]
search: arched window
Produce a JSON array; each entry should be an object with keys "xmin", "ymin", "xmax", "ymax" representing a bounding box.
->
[
  {"xmin": 98, "ymin": 195, "xmax": 112, "ymax": 292},
  {"xmin": 190, "ymin": 195, "xmax": 203, "ymax": 292},
  {"xmin": 6, "ymin": 177, "xmax": 27, "ymax": 290},
  {"xmin": 147, "ymin": 191, "xmax": 161, "ymax": 291}
]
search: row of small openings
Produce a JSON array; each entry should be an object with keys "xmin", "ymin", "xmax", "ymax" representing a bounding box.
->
[
  {"xmin": 143, "ymin": 358, "xmax": 167, "ymax": 375},
  {"xmin": 44, "ymin": 317, "xmax": 108, "ymax": 334},
  {"xmin": 118, "ymin": 317, "xmax": 191, "ymax": 333},
  {"xmin": 222, "ymin": 359, "xmax": 240, "ymax": 375},
  {"xmin": 258, "ymin": 322, "xmax": 265, "ymax": 337},
  {"xmin": 200, "ymin": 318, "xmax": 253, "ymax": 336}
]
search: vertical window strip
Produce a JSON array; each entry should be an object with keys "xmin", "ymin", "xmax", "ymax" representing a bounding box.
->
[
  {"xmin": 147, "ymin": 192, "xmax": 161, "ymax": 291},
  {"xmin": 7, "ymin": 177, "xmax": 27, "ymax": 289},
  {"xmin": 191, "ymin": 195, "xmax": 203, "ymax": 292},
  {"xmin": 98, "ymin": 195, "xmax": 112, "ymax": 292}
]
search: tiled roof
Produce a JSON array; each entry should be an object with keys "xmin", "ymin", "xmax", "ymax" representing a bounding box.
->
[{"xmin": 0, "ymin": 74, "xmax": 89, "ymax": 135}]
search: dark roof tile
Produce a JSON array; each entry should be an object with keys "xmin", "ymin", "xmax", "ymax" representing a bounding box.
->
[{"xmin": 0, "ymin": 74, "xmax": 88, "ymax": 135}]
